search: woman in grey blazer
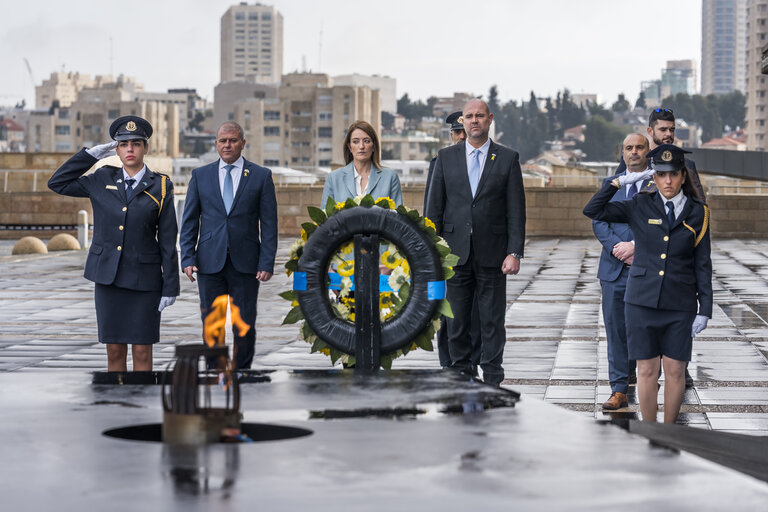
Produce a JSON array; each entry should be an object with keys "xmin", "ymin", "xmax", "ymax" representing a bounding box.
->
[{"xmin": 320, "ymin": 120, "xmax": 402, "ymax": 207}]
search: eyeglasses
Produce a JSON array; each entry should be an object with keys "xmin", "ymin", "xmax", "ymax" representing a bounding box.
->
[{"xmin": 653, "ymin": 108, "xmax": 673, "ymax": 114}]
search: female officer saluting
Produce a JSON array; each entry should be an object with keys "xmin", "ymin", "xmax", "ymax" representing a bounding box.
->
[
  {"xmin": 49, "ymin": 116, "xmax": 179, "ymax": 372},
  {"xmin": 583, "ymin": 143, "xmax": 712, "ymax": 423}
]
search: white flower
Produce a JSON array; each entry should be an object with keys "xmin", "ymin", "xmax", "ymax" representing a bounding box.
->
[{"xmin": 388, "ymin": 266, "xmax": 409, "ymax": 292}]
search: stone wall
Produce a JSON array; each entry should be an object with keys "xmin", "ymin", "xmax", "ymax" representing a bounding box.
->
[{"xmin": 2, "ymin": 178, "xmax": 767, "ymax": 240}]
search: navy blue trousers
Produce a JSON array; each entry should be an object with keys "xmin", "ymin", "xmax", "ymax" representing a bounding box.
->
[
  {"xmin": 197, "ymin": 255, "xmax": 260, "ymax": 369},
  {"xmin": 601, "ymin": 267, "xmax": 635, "ymax": 394},
  {"xmin": 447, "ymin": 246, "xmax": 507, "ymax": 385}
]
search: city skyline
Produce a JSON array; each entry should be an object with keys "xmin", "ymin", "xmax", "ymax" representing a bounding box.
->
[{"xmin": 2, "ymin": 0, "xmax": 702, "ymax": 110}]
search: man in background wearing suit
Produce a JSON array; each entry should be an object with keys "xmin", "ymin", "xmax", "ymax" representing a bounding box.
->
[
  {"xmin": 180, "ymin": 122, "xmax": 278, "ymax": 369},
  {"xmin": 424, "ymin": 112, "xmax": 480, "ymax": 369},
  {"xmin": 594, "ymin": 133, "xmax": 653, "ymax": 410},
  {"xmin": 427, "ymin": 99, "xmax": 526, "ymax": 386},
  {"xmin": 616, "ymin": 108, "xmax": 704, "ymax": 388}
]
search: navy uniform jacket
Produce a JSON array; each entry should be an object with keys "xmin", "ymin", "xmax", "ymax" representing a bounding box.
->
[
  {"xmin": 48, "ymin": 148, "xmax": 180, "ymax": 297},
  {"xmin": 426, "ymin": 140, "xmax": 526, "ymax": 266},
  {"xmin": 593, "ymin": 175, "xmax": 653, "ymax": 282},
  {"xmin": 179, "ymin": 158, "xmax": 278, "ymax": 275},
  {"xmin": 583, "ymin": 177, "xmax": 712, "ymax": 317}
]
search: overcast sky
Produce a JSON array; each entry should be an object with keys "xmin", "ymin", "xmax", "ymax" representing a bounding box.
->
[{"xmin": 1, "ymin": 0, "xmax": 702, "ymax": 109}]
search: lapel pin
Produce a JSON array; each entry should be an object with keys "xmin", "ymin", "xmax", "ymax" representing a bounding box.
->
[
  {"xmin": 116, "ymin": 179, "xmax": 123, "ymax": 183},
  {"xmin": 142, "ymin": 181, "xmax": 147, "ymax": 186},
  {"xmin": 491, "ymin": 153, "xmax": 496, "ymax": 161},
  {"xmin": 244, "ymin": 170, "xmax": 250, "ymax": 176}
]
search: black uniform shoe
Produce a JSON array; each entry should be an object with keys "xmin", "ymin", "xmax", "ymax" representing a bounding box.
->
[{"xmin": 628, "ymin": 369, "xmax": 637, "ymax": 385}]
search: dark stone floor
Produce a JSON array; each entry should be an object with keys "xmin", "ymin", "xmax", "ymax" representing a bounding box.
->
[
  {"xmin": 2, "ymin": 237, "xmax": 768, "ymax": 433},
  {"xmin": 2, "ymin": 238, "xmax": 768, "ymax": 506}
]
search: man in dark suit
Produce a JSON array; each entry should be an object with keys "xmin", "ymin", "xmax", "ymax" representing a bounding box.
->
[
  {"xmin": 616, "ymin": 108, "xmax": 705, "ymax": 203},
  {"xmin": 427, "ymin": 99, "xmax": 526, "ymax": 385},
  {"xmin": 594, "ymin": 133, "xmax": 653, "ymax": 410},
  {"xmin": 180, "ymin": 122, "xmax": 278, "ymax": 369},
  {"xmin": 424, "ymin": 111, "xmax": 480, "ymax": 369}
]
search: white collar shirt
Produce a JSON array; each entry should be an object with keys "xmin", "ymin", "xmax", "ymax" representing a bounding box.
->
[
  {"xmin": 219, "ymin": 156, "xmax": 245, "ymax": 199},
  {"xmin": 624, "ymin": 167, "xmax": 650, "ymax": 196},
  {"xmin": 353, "ymin": 166, "xmax": 372, "ymax": 196},
  {"xmin": 665, "ymin": 189, "xmax": 687, "ymax": 221},
  {"xmin": 122, "ymin": 166, "xmax": 147, "ymax": 192},
  {"xmin": 465, "ymin": 138, "xmax": 491, "ymax": 178}
]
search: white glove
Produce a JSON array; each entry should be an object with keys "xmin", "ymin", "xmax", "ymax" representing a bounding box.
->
[
  {"xmin": 158, "ymin": 296, "xmax": 176, "ymax": 312},
  {"xmin": 691, "ymin": 315, "xmax": 708, "ymax": 337},
  {"xmin": 86, "ymin": 141, "xmax": 118, "ymax": 159},
  {"xmin": 618, "ymin": 168, "xmax": 654, "ymax": 186}
]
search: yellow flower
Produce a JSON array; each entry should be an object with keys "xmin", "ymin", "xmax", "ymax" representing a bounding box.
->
[
  {"xmin": 400, "ymin": 258, "xmax": 410, "ymax": 275},
  {"xmin": 379, "ymin": 291, "xmax": 393, "ymax": 309},
  {"xmin": 291, "ymin": 299, "xmax": 299, "ymax": 307},
  {"xmin": 339, "ymin": 241, "xmax": 354, "ymax": 255},
  {"xmin": 336, "ymin": 201, "xmax": 346, "ymax": 210},
  {"xmin": 349, "ymin": 312, "xmax": 355, "ymax": 322},
  {"xmin": 380, "ymin": 249, "xmax": 402, "ymax": 269},
  {"xmin": 319, "ymin": 347, "xmax": 330, "ymax": 356},
  {"xmin": 424, "ymin": 217, "xmax": 436, "ymax": 231},
  {"xmin": 337, "ymin": 260, "xmax": 355, "ymax": 277},
  {"xmin": 301, "ymin": 229, "xmax": 308, "ymax": 241},
  {"xmin": 376, "ymin": 197, "xmax": 396, "ymax": 209}
]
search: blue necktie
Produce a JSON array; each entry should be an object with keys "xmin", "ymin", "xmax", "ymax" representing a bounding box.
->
[
  {"xmin": 468, "ymin": 149, "xmax": 482, "ymax": 196},
  {"xmin": 223, "ymin": 164, "xmax": 235, "ymax": 213},
  {"xmin": 627, "ymin": 182, "xmax": 638, "ymax": 199},
  {"xmin": 666, "ymin": 201, "xmax": 675, "ymax": 227},
  {"xmin": 125, "ymin": 178, "xmax": 136, "ymax": 200}
]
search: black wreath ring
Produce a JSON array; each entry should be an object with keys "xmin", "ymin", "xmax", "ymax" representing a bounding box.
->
[{"xmin": 297, "ymin": 207, "xmax": 443, "ymax": 355}]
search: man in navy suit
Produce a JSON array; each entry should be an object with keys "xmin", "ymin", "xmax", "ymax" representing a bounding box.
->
[
  {"xmin": 594, "ymin": 133, "xmax": 652, "ymax": 410},
  {"xmin": 180, "ymin": 122, "xmax": 278, "ymax": 368},
  {"xmin": 427, "ymin": 99, "xmax": 526, "ymax": 386}
]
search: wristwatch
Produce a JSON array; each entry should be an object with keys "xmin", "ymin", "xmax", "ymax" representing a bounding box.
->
[{"xmin": 510, "ymin": 253, "xmax": 522, "ymax": 259}]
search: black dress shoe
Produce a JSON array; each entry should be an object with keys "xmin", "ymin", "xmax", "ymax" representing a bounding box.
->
[{"xmin": 685, "ymin": 368, "xmax": 694, "ymax": 388}]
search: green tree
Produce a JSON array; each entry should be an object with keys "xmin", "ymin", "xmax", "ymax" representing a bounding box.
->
[
  {"xmin": 718, "ymin": 90, "xmax": 746, "ymax": 130},
  {"xmin": 635, "ymin": 91, "xmax": 647, "ymax": 109},
  {"xmin": 578, "ymin": 117, "xmax": 630, "ymax": 161},
  {"xmin": 611, "ymin": 93, "xmax": 631, "ymax": 113},
  {"xmin": 587, "ymin": 101, "xmax": 613, "ymax": 122},
  {"xmin": 487, "ymin": 85, "xmax": 501, "ymax": 114}
]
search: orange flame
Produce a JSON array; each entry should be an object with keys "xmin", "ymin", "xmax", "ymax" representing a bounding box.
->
[{"xmin": 203, "ymin": 295, "xmax": 251, "ymax": 348}]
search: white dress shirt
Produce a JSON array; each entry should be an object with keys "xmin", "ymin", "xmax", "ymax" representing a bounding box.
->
[
  {"xmin": 353, "ymin": 166, "xmax": 372, "ymax": 196},
  {"xmin": 465, "ymin": 138, "xmax": 491, "ymax": 178},
  {"xmin": 122, "ymin": 166, "xmax": 147, "ymax": 191},
  {"xmin": 665, "ymin": 190, "xmax": 687, "ymax": 221},
  {"xmin": 218, "ymin": 156, "xmax": 244, "ymax": 199}
]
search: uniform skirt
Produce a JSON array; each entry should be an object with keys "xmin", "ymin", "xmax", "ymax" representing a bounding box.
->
[
  {"xmin": 625, "ymin": 303, "xmax": 696, "ymax": 361},
  {"xmin": 94, "ymin": 284, "xmax": 161, "ymax": 344}
]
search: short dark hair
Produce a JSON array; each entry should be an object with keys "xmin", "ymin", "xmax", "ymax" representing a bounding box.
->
[{"xmin": 649, "ymin": 108, "xmax": 675, "ymax": 128}]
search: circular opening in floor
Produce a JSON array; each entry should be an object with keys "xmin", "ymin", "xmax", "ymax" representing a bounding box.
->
[{"xmin": 103, "ymin": 422, "xmax": 313, "ymax": 444}]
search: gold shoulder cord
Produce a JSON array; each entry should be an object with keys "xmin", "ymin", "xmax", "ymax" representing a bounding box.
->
[
  {"xmin": 142, "ymin": 175, "xmax": 167, "ymax": 217},
  {"xmin": 694, "ymin": 205, "xmax": 709, "ymax": 247}
]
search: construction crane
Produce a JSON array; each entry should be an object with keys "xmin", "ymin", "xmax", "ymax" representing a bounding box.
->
[{"xmin": 23, "ymin": 58, "xmax": 36, "ymax": 87}]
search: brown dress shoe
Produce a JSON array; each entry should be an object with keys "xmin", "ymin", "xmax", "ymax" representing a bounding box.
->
[{"xmin": 602, "ymin": 391, "xmax": 628, "ymax": 410}]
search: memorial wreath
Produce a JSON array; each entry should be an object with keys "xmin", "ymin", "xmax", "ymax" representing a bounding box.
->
[{"xmin": 281, "ymin": 194, "xmax": 458, "ymax": 368}]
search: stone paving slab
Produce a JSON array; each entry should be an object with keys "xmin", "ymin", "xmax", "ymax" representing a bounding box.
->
[{"xmin": 2, "ymin": 238, "xmax": 768, "ymax": 434}]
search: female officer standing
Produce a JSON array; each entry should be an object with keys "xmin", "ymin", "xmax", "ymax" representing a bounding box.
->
[
  {"xmin": 49, "ymin": 116, "xmax": 179, "ymax": 372},
  {"xmin": 583, "ymin": 144, "xmax": 712, "ymax": 423}
]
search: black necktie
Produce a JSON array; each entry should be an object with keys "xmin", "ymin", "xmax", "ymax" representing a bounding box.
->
[
  {"xmin": 627, "ymin": 182, "xmax": 637, "ymax": 199},
  {"xmin": 666, "ymin": 201, "xmax": 675, "ymax": 226},
  {"xmin": 125, "ymin": 178, "xmax": 136, "ymax": 199}
]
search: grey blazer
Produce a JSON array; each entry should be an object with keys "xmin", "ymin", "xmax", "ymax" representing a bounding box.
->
[{"xmin": 320, "ymin": 162, "xmax": 403, "ymax": 207}]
